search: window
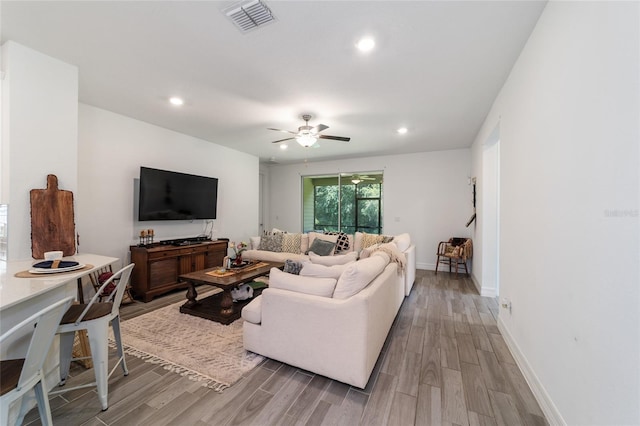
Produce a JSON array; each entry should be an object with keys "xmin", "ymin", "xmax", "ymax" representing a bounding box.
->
[{"xmin": 302, "ymin": 173, "xmax": 383, "ymax": 234}]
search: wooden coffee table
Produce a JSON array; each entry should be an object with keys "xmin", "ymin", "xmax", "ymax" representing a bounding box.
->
[{"xmin": 179, "ymin": 261, "xmax": 282, "ymax": 324}]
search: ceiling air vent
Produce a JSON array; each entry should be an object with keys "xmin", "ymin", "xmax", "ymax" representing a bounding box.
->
[{"xmin": 224, "ymin": 0, "xmax": 276, "ymax": 34}]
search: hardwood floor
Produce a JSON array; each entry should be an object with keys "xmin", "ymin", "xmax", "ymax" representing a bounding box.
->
[{"xmin": 25, "ymin": 270, "xmax": 548, "ymax": 426}]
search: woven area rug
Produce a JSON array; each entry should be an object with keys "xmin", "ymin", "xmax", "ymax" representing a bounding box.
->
[{"xmin": 109, "ymin": 292, "xmax": 264, "ymax": 392}]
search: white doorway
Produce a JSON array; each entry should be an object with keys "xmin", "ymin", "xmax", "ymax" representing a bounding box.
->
[
  {"xmin": 482, "ymin": 126, "xmax": 500, "ymax": 297},
  {"xmin": 259, "ymin": 173, "xmax": 265, "ymax": 235}
]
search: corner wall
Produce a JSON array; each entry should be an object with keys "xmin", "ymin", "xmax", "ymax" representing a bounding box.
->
[
  {"xmin": 470, "ymin": 2, "xmax": 639, "ymax": 424},
  {"xmin": 265, "ymin": 149, "xmax": 472, "ymax": 270},
  {"xmin": 1, "ymin": 42, "xmax": 79, "ymax": 260}
]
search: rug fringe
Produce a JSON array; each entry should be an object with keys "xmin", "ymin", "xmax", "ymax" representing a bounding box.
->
[{"xmin": 109, "ymin": 340, "xmax": 229, "ymax": 393}]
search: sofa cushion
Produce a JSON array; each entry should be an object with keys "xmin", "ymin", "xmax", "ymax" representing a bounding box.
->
[
  {"xmin": 333, "ymin": 253, "xmax": 390, "ymax": 299},
  {"xmin": 259, "ymin": 234, "xmax": 283, "ymax": 252},
  {"xmin": 354, "ymin": 232, "xmax": 364, "ymax": 252},
  {"xmin": 300, "ymin": 261, "xmax": 355, "ymax": 279},
  {"xmin": 308, "ymin": 238, "xmax": 336, "ymax": 256},
  {"xmin": 241, "ymin": 295, "xmax": 262, "ymax": 324},
  {"xmin": 281, "ymin": 233, "xmax": 302, "ymax": 254},
  {"xmin": 309, "ymin": 251, "xmax": 358, "ymax": 266},
  {"xmin": 392, "ymin": 233, "xmax": 411, "ymax": 252},
  {"xmin": 269, "ymin": 268, "xmax": 337, "ymax": 298}
]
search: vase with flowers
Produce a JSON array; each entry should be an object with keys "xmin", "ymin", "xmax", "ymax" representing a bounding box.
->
[{"xmin": 230, "ymin": 241, "xmax": 248, "ymax": 266}]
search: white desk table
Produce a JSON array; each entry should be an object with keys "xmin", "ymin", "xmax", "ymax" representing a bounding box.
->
[{"xmin": 0, "ymin": 253, "xmax": 119, "ymax": 422}]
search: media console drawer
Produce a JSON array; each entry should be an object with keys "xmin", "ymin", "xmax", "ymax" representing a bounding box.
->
[{"xmin": 130, "ymin": 240, "xmax": 228, "ymax": 302}]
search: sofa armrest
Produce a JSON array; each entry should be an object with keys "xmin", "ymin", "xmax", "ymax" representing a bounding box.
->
[{"xmin": 403, "ymin": 244, "xmax": 416, "ymax": 296}]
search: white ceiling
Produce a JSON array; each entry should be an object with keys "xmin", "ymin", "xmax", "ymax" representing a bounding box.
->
[{"xmin": 1, "ymin": 1, "xmax": 546, "ymax": 164}]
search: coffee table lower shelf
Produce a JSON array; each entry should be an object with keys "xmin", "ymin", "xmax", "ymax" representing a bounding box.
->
[{"xmin": 179, "ymin": 288, "xmax": 264, "ymax": 325}]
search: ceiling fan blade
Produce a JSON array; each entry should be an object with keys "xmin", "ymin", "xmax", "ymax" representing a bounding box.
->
[
  {"xmin": 312, "ymin": 124, "xmax": 329, "ymax": 133},
  {"xmin": 268, "ymin": 128, "xmax": 297, "ymax": 135},
  {"xmin": 271, "ymin": 137, "xmax": 294, "ymax": 144},
  {"xmin": 318, "ymin": 134, "xmax": 351, "ymax": 142}
]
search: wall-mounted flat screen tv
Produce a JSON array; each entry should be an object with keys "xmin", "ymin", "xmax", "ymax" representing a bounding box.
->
[{"xmin": 138, "ymin": 167, "xmax": 218, "ymax": 221}]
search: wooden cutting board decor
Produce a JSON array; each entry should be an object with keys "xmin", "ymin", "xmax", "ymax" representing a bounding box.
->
[{"xmin": 30, "ymin": 174, "xmax": 76, "ymax": 259}]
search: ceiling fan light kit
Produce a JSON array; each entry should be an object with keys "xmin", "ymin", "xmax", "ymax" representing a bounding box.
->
[{"xmin": 296, "ymin": 134, "xmax": 318, "ymax": 148}]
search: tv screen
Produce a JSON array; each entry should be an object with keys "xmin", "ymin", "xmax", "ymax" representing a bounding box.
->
[{"xmin": 138, "ymin": 167, "xmax": 218, "ymax": 221}]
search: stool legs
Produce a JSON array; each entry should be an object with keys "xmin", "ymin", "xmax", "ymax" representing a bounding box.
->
[
  {"xmin": 56, "ymin": 319, "xmax": 129, "ymax": 411},
  {"xmin": 111, "ymin": 316, "xmax": 129, "ymax": 376},
  {"xmin": 85, "ymin": 321, "xmax": 110, "ymax": 410},
  {"xmin": 34, "ymin": 379, "xmax": 53, "ymax": 425},
  {"xmin": 58, "ymin": 331, "xmax": 76, "ymax": 385}
]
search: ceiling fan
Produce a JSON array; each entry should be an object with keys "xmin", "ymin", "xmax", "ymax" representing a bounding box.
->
[
  {"xmin": 269, "ymin": 114, "xmax": 351, "ymax": 148},
  {"xmin": 341, "ymin": 173, "xmax": 377, "ymax": 184}
]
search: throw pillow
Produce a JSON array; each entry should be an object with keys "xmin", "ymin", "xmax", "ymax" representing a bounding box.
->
[
  {"xmin": 309, "ymin": 251, "xmax": 358, "ymax": 266},
  {"xmin": 333, "ymin": 253, "xmax": 390, "ymax": 299},
  {"xmin": 250, "ymin": 236, "xmax": 261, "ymax": 250},
  {"xmin": 283, "ymin": 259, "xmax": 303, "ymax": 275},
  {"xmin": 308, "ymin": 238, "xmax": 336, "ymax": 256},
  {"xmin": 393, "ymin": 233, "xmax": 411, "ymax": 252},
  {"xmin": 300, "ymin": 234, "xmax": 309, "ymax": 253},
  {"xmin": 307, "ymin": 232, "xmax": 339, "ymax": 249},
  {"xmin": 281, "ymin": 233, "xmax": 302, "ymax": 254},
  {"xmin": 361, "ymin": 232, "xmax": 384, "ymax": 249},
  {"xmin": 258, "ymin": 233, "xmax": 283, "ymax": 252},
  {"xmin": 325, "ymin": 231, "xmax": 350, "ymax": 253},
  {"xmin": 268, "ymin": 268, "xmax": 336, "ymax": 298},
  {"xmin": 300, "ymin": 262, "xmax": 354, "ymax": 279}
]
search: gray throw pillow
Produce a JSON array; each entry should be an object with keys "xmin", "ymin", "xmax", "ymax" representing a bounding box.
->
[
  {"xmin": 283, "ymin": 259, "xmax": 302, "ymax": 275},
  {"xmin": 258, "ymin": 234, "xmax": 283, "ymax": 252},
  {"xmin": 308, "ymin": 238, "xmax": 336, "ymax": 256}
]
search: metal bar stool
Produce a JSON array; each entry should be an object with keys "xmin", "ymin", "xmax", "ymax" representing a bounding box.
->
[
  {"xmin": 51, "ymin": 263, "xmax": 134, "ymax": 411},
  {"xmin": 0, "ymin": 297, "xmax": 74, "ymax": 425}
]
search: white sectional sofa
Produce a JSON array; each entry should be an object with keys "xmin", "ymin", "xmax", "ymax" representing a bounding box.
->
[
  {"xmin": 243, "ymin": 231, "xmax": 417, "ymax": 296},
  {"xmin": 242, "ymin": 251, "xmax": 405, "ymax": 388}
]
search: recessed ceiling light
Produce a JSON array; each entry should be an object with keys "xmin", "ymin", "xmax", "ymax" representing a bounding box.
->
[
  {"xmin": 356, "ymin": 37, "xmax": 375, "ymax": 52},
  {"xmin": 169, "ymin": 97, "xmax": 184, "ymax": 106},
  {"xmin": 280, "ymin": 144, "xmax": 288, "ymax": 150},
  {"xmin": 397, "ymin": 127, "xmax": 408, "ymax": 134}
]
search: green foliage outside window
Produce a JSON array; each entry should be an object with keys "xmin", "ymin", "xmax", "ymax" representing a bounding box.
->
[{"xmin": 305, "ymin": 174, "xmax": 382, "ymax": 234}]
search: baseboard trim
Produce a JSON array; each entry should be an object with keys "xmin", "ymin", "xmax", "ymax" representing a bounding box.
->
[
  {"xmin": 497, "ymin": 317, "xmax": 566, "ymax": 426},
  {"xmin": 471, "ymin": 273, "xmax": 481, "ymax": 293},
  {"xmin": 470, "ymin": 273, "xmax": 498, "ymax": 297},
  {"xmin": 480, "ymin": 286, "xmax": 497, "ymax": 298},
  {"xmin": 417, "ymin": 262, "xmax": 435, "ymax": 270}
]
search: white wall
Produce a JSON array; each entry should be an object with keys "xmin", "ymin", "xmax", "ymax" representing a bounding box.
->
[
  {"xmin": 1, "ymin": 42, "xmax": 79, "ymax": 260},
  {"xmin": 266, "ymin": 149, "xmax": 472, "ymax": 270},
  {"xmin": 77, "ymin": 104, "xmax": 260, "ymax": 262},
  {"xmin": 470, "ymin": 2, "xmax": 639, "ymax": 424}
]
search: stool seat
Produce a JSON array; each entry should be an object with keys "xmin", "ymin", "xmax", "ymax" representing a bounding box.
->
[
  {"xmin": 60, "ymin": 303, "xmax": 113, "ymax": 324},
  {"xmin": 0, "ymin": 359, "xmax": 25, "ymax": 396}
]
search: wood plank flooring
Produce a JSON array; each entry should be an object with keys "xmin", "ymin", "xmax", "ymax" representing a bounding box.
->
[{"xmin": 25, "ymin": 270, "xmax": 548, "ymax": 425}]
